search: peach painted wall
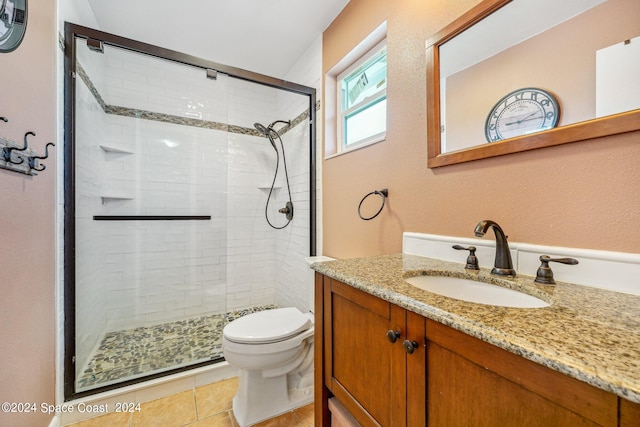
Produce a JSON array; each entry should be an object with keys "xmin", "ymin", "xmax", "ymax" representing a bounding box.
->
[
  {"xmin": 322, "ymin": 0, "xmax": 640, "ymax": 259},
  {"xmin": 0, "ymin": 0, "xmax": 57, "ymax": 426}
]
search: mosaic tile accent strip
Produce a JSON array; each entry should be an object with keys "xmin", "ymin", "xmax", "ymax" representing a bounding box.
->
[
  {"xmin": 76, "ymin": 63, "xmax": 107, "ymax": 111},
  {"xmin": 77, "ymin": 305, "xmax": 276, "ymax": 390},
  {"xmin": 105, "ymin": 105, "xmax": 229, "ymax": 132},
  {"xmin": 76, "ymin": 61, "xmax": 320, "ymax": 138}
]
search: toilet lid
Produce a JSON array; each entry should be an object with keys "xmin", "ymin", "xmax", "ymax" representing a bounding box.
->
[{"xmin": 223, "ymin": 307, "xmax": 311, "ymax": 344}]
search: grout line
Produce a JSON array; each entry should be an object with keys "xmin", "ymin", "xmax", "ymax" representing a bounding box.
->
[{"xmin": 192, "ymin": 388, "xmax": 199, "ymax": 422}]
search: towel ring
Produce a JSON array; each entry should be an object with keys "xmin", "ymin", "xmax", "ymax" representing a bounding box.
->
[{"xmin": 358, "ymin": 188, "xmax": 388, "ymax": 220}]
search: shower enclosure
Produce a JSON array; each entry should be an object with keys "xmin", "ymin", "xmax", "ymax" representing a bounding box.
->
[{"xmin": 63, "ymin": 24, "xmax": 316, "ymax": 399}]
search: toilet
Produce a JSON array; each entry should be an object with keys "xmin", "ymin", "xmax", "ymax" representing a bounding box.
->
[{"xmin": 222, "ymin": 307, "xmax": 315, "ymax": 426}]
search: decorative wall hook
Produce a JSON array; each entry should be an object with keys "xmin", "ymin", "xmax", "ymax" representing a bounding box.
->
[
  {"xmin": 28, "ymin": 142, "xmax": 55, "ymax": 171},
  {"xmin": 1, "ymin": 118, "xmax": 21, "ymax": 164},
  {"xmin": 18, "ymin": 131, "xmax": 35, "ymax": 151},
  {"xmin": 0, "ymin": 120, "xmax": 54, "ymax": 176},
  {"xmin": 3, "ymin": 131, "xmax": 33, "ymax": 165},
  {"xmin": 2, "ymin": 145, "xmax": 24, "ymax": 164}
]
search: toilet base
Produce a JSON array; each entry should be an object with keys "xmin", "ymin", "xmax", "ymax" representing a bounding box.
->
[{"xmin": 232, "ymin": 368, "xmax": 314, "ymax": 426}]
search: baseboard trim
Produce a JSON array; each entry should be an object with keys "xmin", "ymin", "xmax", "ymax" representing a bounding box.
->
[{"xmin": 48, "ymin": 414, "xmax": 61, "ymax": 427}]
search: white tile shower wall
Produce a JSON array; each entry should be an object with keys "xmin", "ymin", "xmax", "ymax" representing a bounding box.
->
[
  {"xmin": 274, "ymin": 122, "xmax": 312, "ymax": 312},
  {"xmin": 88, "ymin": 50, "xmax": 284, "ymax": 328},
  {"xmin": 101, "ymin": 46, "xmax": 279, "ymax": 131},
  {"xmin": 74, "ymin": 63, "xmax": 108, "ymax": 375},
  {"xmin": 227, "ymin": 79, "xmax": 278, "ymax": 130},
  {"xmin": 98, "ymin": 115, "xmax": 229, "ymax": 331},
  {"xmin": 102, "ymin": 49, "xmax": 230, "ymax": 125},
  {"xmin": 74, "ymin": 40, "xmax": 314, "ymax": 355},
  {"xmin": 273, "ymin": 35, "xmax": 322, "ymax": 313},
  {"xmin": 226, "ymin": 132, "xmax": 277, "ymax": 310}
]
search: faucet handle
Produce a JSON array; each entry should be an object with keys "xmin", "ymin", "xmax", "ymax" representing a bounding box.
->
[
  {"xmin": 534, "ymin": 255, "xmax": 579, "ymax": 285},
  {"xmin": 452, "ymin": 245, "xmax": 480, "ymax": 270}
]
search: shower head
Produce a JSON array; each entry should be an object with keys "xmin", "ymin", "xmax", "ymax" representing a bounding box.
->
[
  {"xmin": 254, "ymin": 122, "xmax": 277, "ymax": 151},
  {"xmin": 268, "ymin": 120, "xmax": 291, "ymax": 129}
]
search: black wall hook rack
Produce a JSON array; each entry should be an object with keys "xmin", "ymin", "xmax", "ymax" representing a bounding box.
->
[
  {"xmin": 358, "ymin": 188, "xmax": 388, "ymax": 220},
  {"xmin": 0, "ymin": 117, "xmax": 54, "ymax": 176}
]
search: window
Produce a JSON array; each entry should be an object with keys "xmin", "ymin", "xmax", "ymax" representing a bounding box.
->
[{"xmin": 337, "ymin": 40, "xmax": 387, "ymax": 152}]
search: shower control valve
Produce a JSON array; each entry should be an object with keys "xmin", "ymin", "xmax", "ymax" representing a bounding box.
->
[{"xmin": 278, "ymin": 201, "xmax": 294, "ymax": 220}]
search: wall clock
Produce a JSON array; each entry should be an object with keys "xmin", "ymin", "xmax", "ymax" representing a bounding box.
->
[
  {"xmin": 0, "ymin": 0, "xmax": 28, "ymax": 53},
  {"xmin": 485, "ymin": 87, "xmax": 560, "ymax": 142}
]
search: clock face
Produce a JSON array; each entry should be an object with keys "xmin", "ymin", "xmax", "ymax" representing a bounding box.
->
[
  {"xmin": 0, "ymin": 0, "xmax": 28, "ymax": 53},
  {"xmin": 485, "ymin": 88, "xmax": 560, "ymax": 142}
]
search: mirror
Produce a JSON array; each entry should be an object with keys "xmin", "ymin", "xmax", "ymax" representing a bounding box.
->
[{"xmin": 426, "ymin": 0, "xmax": 640, "ymax": 168}]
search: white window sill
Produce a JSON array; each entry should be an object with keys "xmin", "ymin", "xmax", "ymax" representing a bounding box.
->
[{"xmin": 324, "ymin": 134, "xmax": 386, "ymax": 160}]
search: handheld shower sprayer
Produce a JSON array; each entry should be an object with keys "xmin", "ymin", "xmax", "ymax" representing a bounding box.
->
[
  {"xmin": 254, "ymin": 120, "xmax": 294, "ymax": 229},
  {"xmin": 254, "ymin": 122, "xmax": 277, "ymax": 151}
]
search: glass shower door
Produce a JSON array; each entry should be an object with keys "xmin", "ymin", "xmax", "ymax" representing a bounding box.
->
[{"xmin": 72, "ymin": 37, "xmax": 229, "ymax": 392}]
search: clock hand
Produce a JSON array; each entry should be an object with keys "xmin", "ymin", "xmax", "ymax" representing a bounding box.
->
[
  {"xmin": 511, "ymin": 111, "xmax": 538, "ymax": 125},
  {"xmin": 504, "ymin": 114, "xmax": 543, "ymax": 126}
]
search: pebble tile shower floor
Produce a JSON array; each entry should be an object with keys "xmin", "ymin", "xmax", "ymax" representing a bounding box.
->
[{"xmin": 77, "ymin": 305, "xmax": 275, "ymax": 390}]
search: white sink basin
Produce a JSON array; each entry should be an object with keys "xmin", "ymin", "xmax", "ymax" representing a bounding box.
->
[{"xmin": 405, "ymin": 275, "xmax": 549, "ymax": 308}]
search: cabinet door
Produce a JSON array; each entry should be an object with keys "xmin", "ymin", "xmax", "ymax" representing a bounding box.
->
[
  {"xmin": 406, "ymin": 310, "xmax": 426, "ymax": 427},
  {"xmin": 620, "ymin": 398, "xmax": 640, "ymax": 427},
  {"xmin": 426, "ymin": 320, "xmax": 617, "ymax": 427},
  {"xmin": 324, "ymin": 278, "xmax": 407, "ymax": 426}
]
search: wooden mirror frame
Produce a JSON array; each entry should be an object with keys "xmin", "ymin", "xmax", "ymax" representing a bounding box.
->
[{"xmin": 426, "ymin": 0, "xmax": 640, "ymax": 168}]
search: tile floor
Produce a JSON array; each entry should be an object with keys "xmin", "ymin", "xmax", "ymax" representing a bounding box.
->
[{"xmin": 65, "ymin": 377, "xmax": 313, "ymax": 427}]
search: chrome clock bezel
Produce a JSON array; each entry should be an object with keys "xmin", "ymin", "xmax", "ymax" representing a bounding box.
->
[
  {"xmin": 485, "ymin": 87, "xmax": 560, "ymax": 142},
  {"xmin": 0, "ymin": 0, "xmax": 28, "ymax": 53}
]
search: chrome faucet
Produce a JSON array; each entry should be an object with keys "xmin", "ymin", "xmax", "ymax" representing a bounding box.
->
[{"xmin": 474, "ymin": 220, "xmax": 516, "ymax": 277}]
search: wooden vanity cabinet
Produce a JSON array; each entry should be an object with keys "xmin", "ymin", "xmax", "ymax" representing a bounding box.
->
[
  {"xmin": 316, "ymin": 275, "xmax": 425, "ymax": 426},
  {"xmin": 315, "ymin": 274, "xmax": 638, "ymax": 426}
]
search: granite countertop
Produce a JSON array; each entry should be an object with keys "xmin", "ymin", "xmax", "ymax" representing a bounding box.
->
[{"xmin": 311, "ymin": 253, "xmax": 640, "ymax": 403}]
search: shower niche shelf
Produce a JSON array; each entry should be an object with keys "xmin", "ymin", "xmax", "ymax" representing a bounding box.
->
[
  {"xmin": 100, "ymin": 194, "xmax": 134, "ymax": 204},
  {"xmin": 100, "ymin": 144, "xmax": 134, "ymax": 154}
]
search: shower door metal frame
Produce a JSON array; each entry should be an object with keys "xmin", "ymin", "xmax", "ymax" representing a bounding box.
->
[{"xmin": 63, "ymin": 22, "xmax": 317, "ymax": 401}]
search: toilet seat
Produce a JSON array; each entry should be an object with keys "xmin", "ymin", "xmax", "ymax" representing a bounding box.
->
[{"xmin": 223, "ymin": 307, "xmax": 311, "ymax": 344}]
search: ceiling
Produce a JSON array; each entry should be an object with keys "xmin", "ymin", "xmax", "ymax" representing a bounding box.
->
[{"xmin": 87, "ymin": 0, "xmax": 350, "ymax": 79}]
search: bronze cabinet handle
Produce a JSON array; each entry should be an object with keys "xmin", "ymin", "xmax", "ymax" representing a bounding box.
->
[
  {"xmin": 403, "ymin": 339, "xmax": 419, "ymax": 354},
  {"xmin": 386, "ymin": 329, "xmax": 401, "ymax": 343}
]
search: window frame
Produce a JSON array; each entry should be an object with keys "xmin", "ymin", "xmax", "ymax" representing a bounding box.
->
[{"xmin": 336, "ymin": 39, "xmax": 387, "ymax": 153}]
